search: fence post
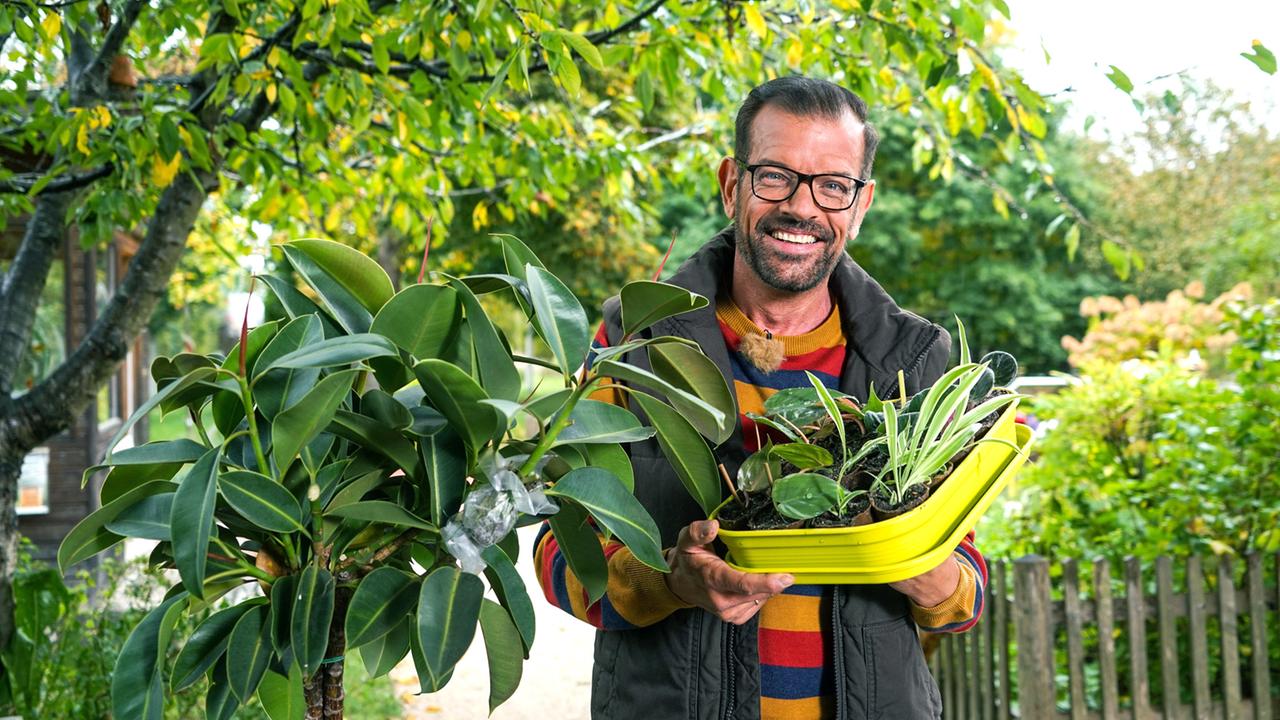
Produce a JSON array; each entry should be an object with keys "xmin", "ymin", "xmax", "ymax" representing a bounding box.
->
[{"xmin": 1014, "ymin": 555, "xmax": 1053, "ymax": 720}]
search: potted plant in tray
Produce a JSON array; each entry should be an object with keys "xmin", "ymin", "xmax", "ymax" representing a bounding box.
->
[
  {"xmin": 58, "ymin": 236, "xmax": 734, "ymax": 720},
  {"xmin": 712, "ymin": 322, "xmax": 1032, "ymax": 584}
]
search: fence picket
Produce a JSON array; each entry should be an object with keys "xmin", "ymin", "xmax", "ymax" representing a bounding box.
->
[
  {"xmin": 1156, "ymin": 555, "xmax": 1182, "ymax": 720},
  {"xmin": 960, "ymin": 623, "xmax": 972, "ymax": 720},
  {"xmin": 1246, "ymin": 553, "xmax": 1271, "ymax": 720},
  {"xmin": 1218, "ymin": 556, "xmax": 1243, "ymax": 720},
  {"xmin": 1015, "ymin": 556, "xmax": 1054, "ymax": 720},
  {"xmin": 968, "ymin": 617, "xmax": 980, "ymax": 720},
  {"xmin": 981, "ymin": 596, "xmax": 995, "ymax": 720},
  {"xmin": 1188, "ymin": 556, "xmax": 1211, "ymax": 720},
  {"xmin": 1127, "ymin": 556, "xmax": 1151, "ymax": 718},
  {"xmin": 995, "ymin": 562, "xmax": 1011, "ymax": 720},
  {"xmin": 1064, "ymin": 558, "xmax": 1087, "ymax": 720},
  {"xmin": 1096, "ymin": 558, "xmax": 1120, "ymax": 719}
]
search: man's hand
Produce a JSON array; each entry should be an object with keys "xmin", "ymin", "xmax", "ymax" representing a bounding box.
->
[
  {"xmin": 665, "ymin": 520, "xmax": 793, "ymax": 625},
  {"xmin": 888, "ymin": 555, "xmax": 961, "ymax": 608}
]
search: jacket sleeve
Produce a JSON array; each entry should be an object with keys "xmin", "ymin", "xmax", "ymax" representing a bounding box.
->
[{"xmin": 908, "ymin": 530, "xmax": 988, "ymax": 633}]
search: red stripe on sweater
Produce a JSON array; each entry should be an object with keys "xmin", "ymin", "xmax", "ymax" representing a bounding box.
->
[{"xmin": 758, "ymin": 628, "xmax": 826, "ymax": 667}]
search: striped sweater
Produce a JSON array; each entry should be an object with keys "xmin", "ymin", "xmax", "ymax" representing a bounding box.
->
[{"xmin": 533, "ymin": 297, "xmax": 987, "ymax": 718}]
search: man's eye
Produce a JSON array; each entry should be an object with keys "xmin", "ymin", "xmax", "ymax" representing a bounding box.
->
[
  {"xmin": 759, "ymin": 170, "xmax": 791, "ymax": 183},
  {"xmin": 821, "ymin": 179, "xmax": 852, "ymax": 194}
]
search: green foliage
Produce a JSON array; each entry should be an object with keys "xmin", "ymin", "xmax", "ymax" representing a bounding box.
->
[
  {"xmin": 56, "ymin": 236, "xmax": 734, "ymax": 716},
  {"xmin": 981, "ymin": 299, "xmax": 1280, "ymax": 562}
]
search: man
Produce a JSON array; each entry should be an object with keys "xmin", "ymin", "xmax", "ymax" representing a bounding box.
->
[{"xmin": 535, "ymin": 76, "xmax": 986, "ymax": 719}]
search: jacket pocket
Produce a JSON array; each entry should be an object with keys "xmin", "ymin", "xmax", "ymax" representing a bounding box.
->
[{"xmin": 864, "ymin": 616, "xmax": 942, "ymax": 720}]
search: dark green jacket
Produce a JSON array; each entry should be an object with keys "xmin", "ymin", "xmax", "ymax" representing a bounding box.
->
[{"xmin": 592, "ymin": 228, "xmax": 952, "ymax": 720}]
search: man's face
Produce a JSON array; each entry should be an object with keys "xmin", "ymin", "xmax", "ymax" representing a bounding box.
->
[{"xmin": 718, "ymin": 105, "xmax": 875, "ymax": 294}]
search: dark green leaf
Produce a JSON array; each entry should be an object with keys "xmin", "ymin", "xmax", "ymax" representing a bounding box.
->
[
  {"xmin": 291, "ymin": 566, "xmax": 336, "ymax": 676},
  {"xmin": 360, "ymin": 389, "xmax": 412, "ymax": 430},
  {"xmin": 413, "ymin": 358, "xmax": 499, "ymax": 454},
  {"xmin": 206, "ymin": 659, "xmax": 239, "ymax": 720},
  {"xmin": 772, "ymin": 473, "xmax": 841, "ymax": 520},
  {"xmin": 526, "ymin": 265, "xmax": 589, "ymax": 379},
  {"xmin": 449, "ymin": 277, "xmax": 521, "ymax": 402},
  {"xmin": 416, "ymin": 566, "xmax": 484, "ymax": 690},
  {"xmin": 59, "ymin": 481, "xmax": 174, "ymax": 571},
  {"xmin": 369, "ymin": 284, "xmax": 461, "ymax": 360},
  {"xmin": 577, "ymin": 443, "xmax": 634, "ymax": 492},
  {"xmin": 253, "ymin": 315, "xmax": 324, "ymax": 418},
  {"xmin": 260, "ymin": 334, "xmax": 398, "ymax": 374},
  {"xmin": 329, "ymin": 409, "xmax": 420, "ymax": 475},
  {"xmin": 479, "ymin": 598, "xmax": 524, "ymax": 713},
  {"xmin": 496, "ymin": 234, "xmax": 545, "ymax": 282},
  {"xmin": 592, "ymin": 359, "xmax": 727, "ymax": 446},
  {"xmin": 105, "ymin": 439, "xmax": 207, "ymax": 466},
  {"xmin": 226, "ymin": 604, "xmax": 273, "ymax": 701},
  {"xmin": 359, "ymin": 619, "xmax": 412, "ymax": 679},
  {"xmin": 546, "ymin": 501, "xmax": 608, "ymax": 604},
  {"xmin": 768, "ymin": 443, "xmax": 833, "ymax": 470},
  {"xmin": 346, "ymin": 568, "xmax": 421, "ymax": 649},
  {"xmin": 172, "ymin": 600, "xmax": 264, "ymax": 691},
  {"xmin": 219, "ymin": 471, "xmax": 306, "ymax": 533},
  {"xmin": 105, "ymin": 493, "xmax": 174, "ymax": 541},
  {"xmin": 270, "ymin": 574, "xmax": 298, "ymax": 665},
  {"xmin": 553, "ymin": 399, "xmax": 655, "ymax": 445},
  {"xmin": 545, "ymin": 467, "xmax": 666, "ymax": 571},
  {"xmin": 422, "ymin": 427, "xmax": 466, "ymax": 526},
  {"xmin": 327, "ymin": 501, "xmax": 435, "ymax": 531},
  {"xmin": 111, "ymin": 592, "xmax": 186, "ymax": 720},
  {"xmin": 481, "ymin": 545, "xmax": 535, "ymax": 653},
  {"xmin": 648, "ymin": 343, "xmax": 736, "ymax": 444},
  {"xmin": 257, "ymin": 275, "xmax": 342, "ymax": 338},
  {"xmin": 285, "ymin": 239, "xmax": 394, "ymax": 321},
  {"xmin": 618, "ymin": 281, "xmax": 709, "ymax": 337},
  {"xmin": 172, "ymin": 448, "xmax": 222, "ymax": 598},
  {"xmin": 631, "ymin": 393, "xmax": 720, "ymax": 516},
  {"xmin": 271, "ymin": 369, "xmax": 358, "ymax": 472},
  {"xmin": 257, "ymin": 666, "xmax": 304, "ymax": 720}
]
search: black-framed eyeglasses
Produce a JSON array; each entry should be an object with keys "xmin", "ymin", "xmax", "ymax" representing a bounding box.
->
[{"xmin": 735, "ymin": 159, "xmax": 868, "ymax": 212}]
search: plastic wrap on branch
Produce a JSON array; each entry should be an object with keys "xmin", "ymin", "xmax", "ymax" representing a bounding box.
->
[
  {"xmin": 444, "ymin": 453, "xmax": 561, "ymax": 574},
  {"xmin": 442, "ymin": 520, "xmax": 486, "ymax": 575}
]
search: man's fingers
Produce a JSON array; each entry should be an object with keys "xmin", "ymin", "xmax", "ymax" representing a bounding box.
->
[
  {"xmin": 708, "ymin": 565, "xmax": 793, "ymax": 597},
  {"xmin": 675, "ymin": 520, "xmax": 719, "ymax": 551}
]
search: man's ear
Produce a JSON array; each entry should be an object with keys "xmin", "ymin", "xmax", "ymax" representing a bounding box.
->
[{"xmin": 717, "ymin": 157, "xmax": 739, "ymax": 219}]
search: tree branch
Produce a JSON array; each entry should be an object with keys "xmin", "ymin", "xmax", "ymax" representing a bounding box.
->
[
  {"xmin": 0, "ymin": 164, "xmax": 115, "ymax": 195},
  {"xmin": 72, "ymin": 0, "xmax": 145, "ymax": 103},
  {"xmin": 0, "ymin": 192, "xmax": 73, "ymax": 399}
]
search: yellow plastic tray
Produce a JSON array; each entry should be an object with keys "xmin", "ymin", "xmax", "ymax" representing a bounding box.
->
[{"xmin": 719, "ymin": 414, "xmax": 1032, "ymax": 584}]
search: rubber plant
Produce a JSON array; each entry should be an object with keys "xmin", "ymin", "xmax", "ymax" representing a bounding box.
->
[{"xmin": 57, "ymin": 236, "xmax": 735, "ymax": 719}]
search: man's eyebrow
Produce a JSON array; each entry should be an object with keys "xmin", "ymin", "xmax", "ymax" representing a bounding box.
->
[{"xmin": 753, "ymin": 159, "xmax": 858, "ymax": 177}]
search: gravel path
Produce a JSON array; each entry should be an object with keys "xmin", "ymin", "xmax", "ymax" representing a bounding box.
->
[{"xmin": 393, "ymin": 525, "xmax": 596, "ymax": 719}]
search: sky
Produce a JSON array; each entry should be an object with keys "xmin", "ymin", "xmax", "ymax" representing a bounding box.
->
[{"xmin": 1003, "ymin": 0, "xmax": 1280, "ymax": 139}]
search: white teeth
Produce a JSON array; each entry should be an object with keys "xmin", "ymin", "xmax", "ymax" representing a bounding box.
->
[{"xmin": 772, "ymin": 231, "xmax": 817, "ymax": 244}]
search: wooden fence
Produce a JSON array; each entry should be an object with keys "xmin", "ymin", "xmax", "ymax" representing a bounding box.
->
[{"xmin": 930, "ymin": 553, "xmax": 1280, "ymax": 719}]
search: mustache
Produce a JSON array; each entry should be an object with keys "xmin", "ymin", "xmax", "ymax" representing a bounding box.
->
[{"xmin": 756, "ymin": 216, "xmax": 834, "ymax": 243}]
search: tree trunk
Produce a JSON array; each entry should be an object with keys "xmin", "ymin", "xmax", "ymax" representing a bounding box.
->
[
  {"xmin": 307, "ymin": 585, "xmax": 351, "ymax": 719},
  {"xmin": 0, "ymin": 442, "xmax": 30, "ymax": 656}
]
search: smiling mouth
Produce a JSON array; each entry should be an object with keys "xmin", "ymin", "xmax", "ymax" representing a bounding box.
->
[{"xmin": 769, "ymin": 230, "xmax": 819, "ymax": 245}]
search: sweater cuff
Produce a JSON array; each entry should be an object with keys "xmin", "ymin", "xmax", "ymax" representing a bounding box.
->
[
  {"xmin": 909, "ymin": 558, "xmax": 977, "ymax": 630},
  {"xmin": 607, "ymin": 548, "xmax": 694, "ymax": 627}
]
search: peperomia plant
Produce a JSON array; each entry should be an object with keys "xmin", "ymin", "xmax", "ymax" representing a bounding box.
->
[{"xmin": 58, "ymin": 236, "xmax": 734, "ymax": 719}]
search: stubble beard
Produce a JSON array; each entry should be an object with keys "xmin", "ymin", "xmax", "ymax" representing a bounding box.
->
[{"xmin": 734, "ymin": 203, "xmax": 841, "ymax": 293}]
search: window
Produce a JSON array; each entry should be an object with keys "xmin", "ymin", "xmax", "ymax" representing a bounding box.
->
[{"xmin": 17, "ymin": 447, "xmax": 49, "ymax": 515}]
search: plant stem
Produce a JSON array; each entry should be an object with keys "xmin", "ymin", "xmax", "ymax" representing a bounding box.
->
[
  {"xmin": 716, "ymin": 463, "xmax": 741, "ymax": 505},
  {"xmin": 237, "ymin": 376, "xmax": 271, "ymax": 478},
  {"xmin": 517, "ymin": 378, "xmax": 596, "ymax": 477}
]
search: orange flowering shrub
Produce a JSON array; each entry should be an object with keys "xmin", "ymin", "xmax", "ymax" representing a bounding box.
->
[{"xmin": 1061, "ymin": 281, "xmax": 1252, "ymax": 368}]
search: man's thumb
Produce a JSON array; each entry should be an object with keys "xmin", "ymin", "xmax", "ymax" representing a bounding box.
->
[{"xmin": 694, "ymin": 520, "xmax": 718, "ymax": 544}]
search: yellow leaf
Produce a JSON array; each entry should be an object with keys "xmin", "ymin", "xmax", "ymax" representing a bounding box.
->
[
  {"xmin": 151, "ymin": 152, "xmax": 182, "ymax": 188},
  {"xmin": 266, "ymin": 84, "xmax": 277, "ymax": 103},
  {"xmin": 786, "ymin": 40, "xmax": 803, "ymax": 68},
  {"xmin": 41, "ymin": 11, "xmax": 61, "ymax": 41},
  {"xmin": 472, "ymin": 201, "xmax": 489, "ymax": 229},
  {"xmin": 324, "ymin": 204, "xmax": 342, "ymax": 232},
  {"xmin": 743, "ymin": 4, "xmax": 768, "ymax": 39}
]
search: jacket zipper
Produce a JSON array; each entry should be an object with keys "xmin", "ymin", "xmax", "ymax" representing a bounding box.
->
[
  {"xmin": 723, "ymin": 621, "xmax": 737, "ymax": 720},
  {"xmin": 831, "ymin": 587, "xmax": 845, "ymax": 720}
]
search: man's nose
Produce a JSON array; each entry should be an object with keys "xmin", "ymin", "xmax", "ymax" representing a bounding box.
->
[{"xmin": 780, "ymin": 179, "xmax": 823, "ymax": 218}]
